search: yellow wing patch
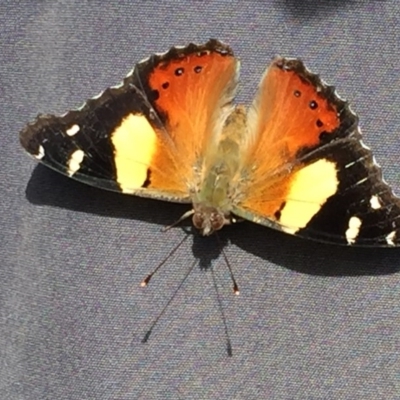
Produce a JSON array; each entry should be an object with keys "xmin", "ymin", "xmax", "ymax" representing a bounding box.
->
[
  {"xmin": 280, "ymin": 159, "xmax": 338, "ymax": 233},
  {"xmin": 111, "ymin": 113, "xmax": 158, "ymax": 193}
]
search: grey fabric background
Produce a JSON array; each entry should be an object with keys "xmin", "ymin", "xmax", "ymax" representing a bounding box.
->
[{"xmin": 2, "ymin": 1, "xmax": 400, "ymax": 399}]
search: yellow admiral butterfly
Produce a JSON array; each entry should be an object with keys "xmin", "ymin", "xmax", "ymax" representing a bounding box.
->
[{"xmin": 20, "ymin": 39, "xmax": 400, "ymax": 247}]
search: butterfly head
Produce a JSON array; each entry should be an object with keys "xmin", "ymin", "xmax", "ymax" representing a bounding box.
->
[{"xmin": 192, "ymin": 205, "xmax": 232, "ymax": 236}]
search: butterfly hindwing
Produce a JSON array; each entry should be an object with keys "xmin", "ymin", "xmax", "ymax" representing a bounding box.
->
[
  {"xmin": 234, "ymin": 57, "xmax": 400, "ymax": 246},
  {"xmin": 20, "ymin": 39, "xmax": 239, "ymax": 202}
]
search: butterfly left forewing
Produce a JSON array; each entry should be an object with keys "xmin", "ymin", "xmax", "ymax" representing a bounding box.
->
[
  {"xmin": 131, "ymin": 39, "xmax": 239, "ymax": 186},
  {"xmin": 20, "ymin": 40, "xmax": 239, "ymax": 204},
  {"xmin": 233, "ymin": 57, "xmax": 400, "ymax": 246}
]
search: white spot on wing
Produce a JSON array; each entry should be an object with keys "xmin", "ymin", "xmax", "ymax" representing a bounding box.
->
[
  {"xmin": 91, "ymin": 91, "xmax": 104, "ymax": 100},
  {"xmin": 370, "ymin": 195, "xmax": 381, "ymax": 210},
  {"xmin": 67, "ymin": 150, "xmax": 85, "ymax": 176},
  {"xmin": 111, "ymin": 81, "xmax": 124, "ymax": 89},
  {"xmin": 66, "ymin": 124, "xmax": 80, "ymax": 136},
  {"xmin": 386, "ymin": 231, "xmax": 397, "ymax": 246},
  {"xmin": 355, "ymin": 177, "xmax": 368, "ymax": 186},
  {"xmin": 345, "ymin": 216, "xmax": 362, "ymax": 245},
  {"xmin": 359, "ymin": 139, "xmax": 371, "ymax": 151},
  {"xmin": 319, "ymin": 77, "xmax": 328, "ymax": 85},
  {"xmin": 333, "ymin": 88, "xmax": 345, "ymax": 101},
  {"xmin": 77, "ymin": 102, "xmax": 86, "ymax": 111},
  {"xmin": 34, "ymin": 145, "xmax": 45, "ymax": 160},
  {"xmin": 371, "ymin": 155, "xmax": 379, "ymax": 165},
  {"xmin": 348, "ymin": 105, "xmax": 356, "ymax": 115},
  {"xmin": 344, "ymin": 160, "xmax": 357, "ymax": 169},
  {"xmin": 344, "ymin": 155, "xmax": 368, "ymax": 169},
  {"xmin": 125, "ymin": 67, "xmax": 135, "ymax": 77}
]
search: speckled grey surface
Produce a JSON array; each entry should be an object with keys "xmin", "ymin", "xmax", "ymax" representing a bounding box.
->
[{"xmin": 2, "ymin": 1, "xmax": 400, "ymax": 398}]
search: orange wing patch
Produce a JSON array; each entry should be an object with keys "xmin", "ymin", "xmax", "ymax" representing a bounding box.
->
[
  {"xmin": 147, "ymin": 46, "xmax": 239, "ymax": 185},
  {"xmin": 236, "ymin": 58, "xmax": 342, "ymax": 226},
  {"xmin": 247, "ymin": 58, "xmax": 340, "ymax": 165},
  {"xmin": 109, "ymin": 40, "xmax": 239, "ymax": 198},
  {"xmin": 266, "ymin": 62, "xmax": 340, "ymax": 154}
]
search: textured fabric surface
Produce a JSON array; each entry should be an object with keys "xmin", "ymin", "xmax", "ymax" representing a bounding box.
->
[{"xmin": 2, "ymin": 1, "xmax": 400, "ymax": 399}]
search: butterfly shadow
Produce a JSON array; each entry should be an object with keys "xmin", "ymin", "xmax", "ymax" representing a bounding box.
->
[
  {"xmin": 26, "ymin": 165, "xmax": 400, "ymax": 278},
  {"xmin": 227, "ymin": 221, "xmax": 400, "ymax": 277},
  {"xmin": 25, "ymin": 165, "xmax": 187, "ymax": 227}
]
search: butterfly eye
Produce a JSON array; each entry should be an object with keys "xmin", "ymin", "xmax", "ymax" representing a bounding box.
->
[
  {"xmin": 210, "ymin": 212, "xmax": 225, "ymax": 232},
  {"xmin": 192, "ymin": 212, "xmax": 204, "ymax": 230}
]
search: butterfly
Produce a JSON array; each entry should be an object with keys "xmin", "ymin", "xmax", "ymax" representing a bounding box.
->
[{"xmin": 20, "ymin": 39, "xmax": 400, "ymax": 247}]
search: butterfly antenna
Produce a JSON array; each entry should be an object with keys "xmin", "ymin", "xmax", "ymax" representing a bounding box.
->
[
  {"xmin": 140, "ymin": 234, "xmax": 190, "ymax": 287},
  {"xmin": 161, "ymin": 209, "xmax": 194, "ymax": 232},
  {"xmin": 210, "ymin": 267, "xmax": 234, "ymax": 357},
  {"xmin": 142, "ymin": 258, "xmax": 198, "ymax": 343},
  {"xmin": 216, "ymin": 233, "xmax": 239, "ymax": 295}
]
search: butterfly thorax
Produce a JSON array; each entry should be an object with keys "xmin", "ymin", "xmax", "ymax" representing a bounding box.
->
[{"xmin": 191, "ymin": 106, "xmax": 247, "ymax": 236}]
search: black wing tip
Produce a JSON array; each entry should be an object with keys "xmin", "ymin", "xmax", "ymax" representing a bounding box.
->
[{"xmin": 19, "ymin": 114, "xmax": 50, "ymax": 154}]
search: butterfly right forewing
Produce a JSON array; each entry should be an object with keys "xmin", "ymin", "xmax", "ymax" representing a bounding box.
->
[{"xmin": 233, "ymin": 57, "xmax": 400, "ymax": 246}]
